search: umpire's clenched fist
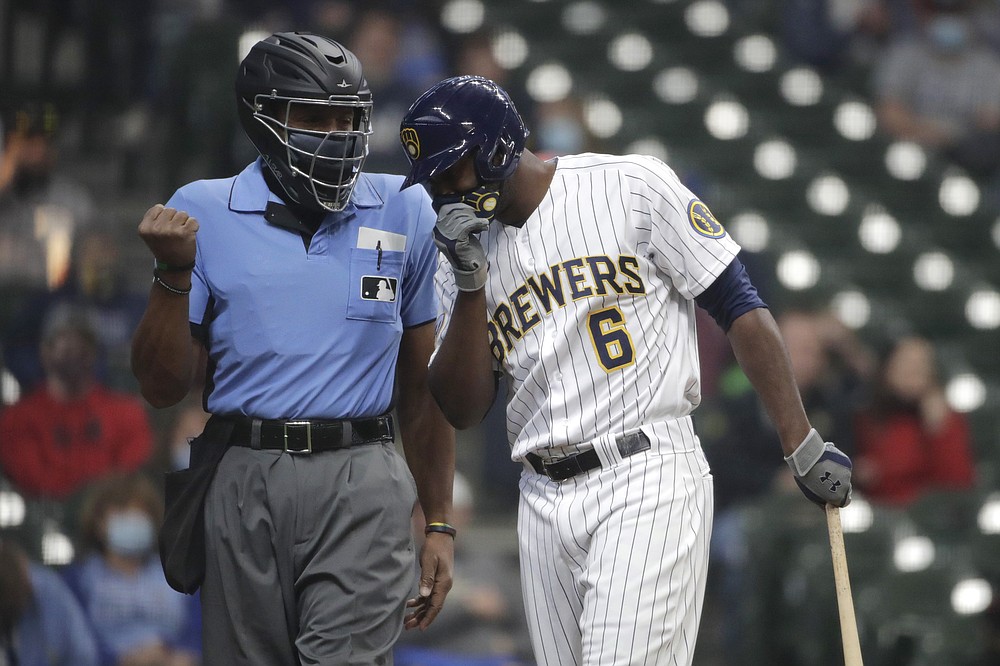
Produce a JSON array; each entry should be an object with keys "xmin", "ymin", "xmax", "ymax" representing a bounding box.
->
[{"xmin": 138, "ymin": 204, "xmax": 199, "ymax": 267}]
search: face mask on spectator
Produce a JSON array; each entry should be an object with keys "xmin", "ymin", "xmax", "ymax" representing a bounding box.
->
[
  {"xmin": 106, "ymin": 509, "xmax": 154, "ymax": 558},
  {"xmin": 927, "ymin": 16, "xmax": 970, "ymax": 52},
  {"xmin": 537, "ymin": 117, "xmax": 585, "ymax": 156}
]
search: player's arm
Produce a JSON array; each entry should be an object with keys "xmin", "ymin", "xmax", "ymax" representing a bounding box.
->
[
  {"xmin": 697, "ymin": 257, "xmax": 852, "ymax": 506},
  {"xmin": 429, "ymin": 288, "xmax": 497, "ymax": 429},
  {"xmin": 728, "ymin": 308, "xmax": 852, "ymax": 507},
  {"xmin": 130, "ymin": 205, "xmax": 204, "ymax": 408},
  {"xmin": 396, "ymin": 320, "xmax": 456, "ymax": 629},
  {"xmin": 427, "ymin": 202, "xmax": 498, "ymax": 428},
  {"xmin": 725, "ymin": 308, "xmax": 810, "ymax": 454},
  {"xmin": 693, "ymin": 258, "xmax": 806, "ymax": 451}
]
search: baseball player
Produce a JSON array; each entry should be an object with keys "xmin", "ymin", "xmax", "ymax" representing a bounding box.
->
[
  {"xmin": 131, "ymin": 33, "xmax": 455, "ymax": 664},
  {"xmin": 398, "ymin": 76, "xmax": 853, "ymax": 666}
]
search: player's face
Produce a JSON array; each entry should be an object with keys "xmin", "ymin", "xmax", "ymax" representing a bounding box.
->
[{"xmin": 427, "ymin": 153, "xmax": 479, "ymax": 198}]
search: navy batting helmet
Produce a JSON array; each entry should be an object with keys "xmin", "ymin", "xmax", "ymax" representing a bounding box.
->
[
  {"xmin": 399, "ymin": 76, "xmax": 527, "ymax": 190},
  {"xmin": 236, "ymin": 32, "xmax": 372, "ymax": 212}
]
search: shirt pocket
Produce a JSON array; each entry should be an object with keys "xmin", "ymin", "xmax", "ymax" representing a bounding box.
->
[{"xmin": 346, "ymin": 247, "xmax": 404, "ymax": 323}]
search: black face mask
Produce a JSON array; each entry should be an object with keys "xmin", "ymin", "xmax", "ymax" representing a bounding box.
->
[{"xmin": 284, "ymin": 130, "xmax": 365, "ymax": 212}]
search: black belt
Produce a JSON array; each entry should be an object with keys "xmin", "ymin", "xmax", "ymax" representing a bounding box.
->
[
  {"xmin": 226, "ymin": 415, "xmax": 394, "ymax": 453},
  {"xmin": 525, "ymin": 430, "xmax": 651, "ymax": 481}
]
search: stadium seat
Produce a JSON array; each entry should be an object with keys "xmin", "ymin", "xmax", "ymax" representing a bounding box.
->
[
  {"xmin": 859, "ymin": 565, "xmax": 987, "ymax": 664},
  {"xmin": 904, "ymin": 488, "xmax": 984, "ymax": 548}
]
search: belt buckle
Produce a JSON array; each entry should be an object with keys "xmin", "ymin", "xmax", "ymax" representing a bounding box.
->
[
  {"xmin": 544, "ymin": 454, "xmax": 585, "ymax": 482},
  {"xmin": 283, "ymin": 421, "xmax": 313, "ymax": 454}
]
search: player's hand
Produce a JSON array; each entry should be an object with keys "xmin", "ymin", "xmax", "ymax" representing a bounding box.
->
[
  {"xmin": 404, "ymin": 532, "xmax": 454, "ymax": 631},
  {"xmin": 138, "ymin": 204, "xmax": 199, "ymax": 268},
  {"xmin": 433, "ymin": 202, "xmax": 489, "ymax": 292},
  {"xmin": 784, "ymin": 428, "xmax": 853, "ymax": 508}
]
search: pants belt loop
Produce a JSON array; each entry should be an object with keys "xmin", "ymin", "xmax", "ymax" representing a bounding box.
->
[
  {"xmin": 591, "ymin": 432, "xmax": 618, "ymax": 471},
  {"xmin": 250, "ymin": 418, "xmax": 263, "ymax": 450},
  {"xmin": 344, "ymin": 421, "xmax": 354, "ymax": 445}
]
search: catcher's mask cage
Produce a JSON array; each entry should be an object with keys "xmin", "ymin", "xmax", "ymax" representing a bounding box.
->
[{"xmin": 236, "ymin": 32, "xmax": 373, "ymax": 213}]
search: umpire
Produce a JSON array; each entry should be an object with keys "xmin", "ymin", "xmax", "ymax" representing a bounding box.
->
[{"xmin": 131, "ymin": 33, "xmax": 455, "ymax": 665}]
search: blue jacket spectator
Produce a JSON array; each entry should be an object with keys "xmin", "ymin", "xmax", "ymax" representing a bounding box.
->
[
  {"xmin": 62, "ymin": 473, "xmax": 201, "ymax": 666},
  {"xmin": 0, "ymin": 539, "xmax": 99, "ymax": 666}
]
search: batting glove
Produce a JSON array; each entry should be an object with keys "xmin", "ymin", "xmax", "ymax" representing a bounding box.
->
[
  {"xmin": 434, "ymin": 202, "xmax": 490, "ymax": 292},
  {"xmin": 785, "ymin": 428, "xmax": 853, "ymax": 508}
]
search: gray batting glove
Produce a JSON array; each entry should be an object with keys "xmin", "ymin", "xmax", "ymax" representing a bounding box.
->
[
  {"xmin": 434, "ymin": 202, "xmax": 490, "ymax": 292},
  {"xmin": 784, "ymin": 428, "xmax": 853, "ymax": 508}
]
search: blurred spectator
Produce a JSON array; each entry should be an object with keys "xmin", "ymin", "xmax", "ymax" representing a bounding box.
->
[
  {"xmin": 780, "ymin": 0, "xmax": 919, "ymax": 71},
  {"xmin": 853, "ymin": 335, "xmax": 976, "ymax": 506},
  {"xmin": 395, "ymin": 471, "xmax": 531, "ymax": 665},
  {"xmin": 872, "ymin": 0, "xmax": 1000, "ymax": 176},
  {"xmin": 0, "ymin": 539, "xmax": 99, "ymax": 666},
  {"xmin": 0, "ymin": 305, "xmax": 153, "ymax": 500},
  {"xmin": 63, "ymin": 472, "xmax": 201, "ymax": 666},
  {"xmin": 307, "ymin": 0, "xmax": 357, "ymax": 37},
  {"xmin": 349, "ymin": 5, "xmax": 447, "ymax": 174},
  {"xmin": 451, "ymin": 31, "xmax": 507, "ymax": 82},
  {"xmin": 153, "ymin": 7, "xmax": 253, "ymax": 191},
  {"xmin": 2, "ymin": 226, "xmax": 148, "ymax": 392},
  {"xmin": 0, "ymin": 102, "xmax": 95, "ymax": 291},
  {"xmin": 533, "ymin": 97, "xmax": 597, "ymax": 159}
]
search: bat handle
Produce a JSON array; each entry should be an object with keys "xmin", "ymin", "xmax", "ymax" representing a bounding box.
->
[{"xmin": 826, "ymin": 504, "xmax": 864, "ymax": 666}]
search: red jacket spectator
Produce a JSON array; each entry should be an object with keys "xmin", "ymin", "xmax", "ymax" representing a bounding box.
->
[
  {"xmin": 854, "ymin": 336, "xmax": 976, "ymax": 506},
  {"xmin": 0, "ymin": 305, "xmax": 152, "ymax": 498},
  {"xmin": 855, "ymin": 408, "xmax": 975, "ymax": 506}
]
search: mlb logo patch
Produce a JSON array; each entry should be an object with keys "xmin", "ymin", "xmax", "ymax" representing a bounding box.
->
[{"xmin": 361, "ymin": 275, "xmax": 398, "ymax": 302}]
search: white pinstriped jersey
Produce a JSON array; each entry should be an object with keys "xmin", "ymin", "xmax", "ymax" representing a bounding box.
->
[{"xmin": 434, "ymin": 153, "xmax": 740, "ymax": 461}]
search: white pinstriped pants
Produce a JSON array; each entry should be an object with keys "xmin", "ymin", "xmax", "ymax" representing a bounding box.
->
[{"xmin": 517, "ymin": 427, "xmax": 713, "ymax": 666}]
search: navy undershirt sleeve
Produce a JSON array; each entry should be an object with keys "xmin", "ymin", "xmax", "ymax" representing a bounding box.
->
[{"xmin": 695, "ymin": 256, "xmax": 767, "ymax": 332}]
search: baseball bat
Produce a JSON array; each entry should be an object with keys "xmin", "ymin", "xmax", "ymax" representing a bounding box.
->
[{"xmin": 826, "ymin": 504, "xmax": 864, "ymax": 665}]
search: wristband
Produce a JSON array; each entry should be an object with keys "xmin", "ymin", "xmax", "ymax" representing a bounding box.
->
[
  {"xmin": 424, "ymin": 522, "xmax": 457, "ymax": 538},
  {"xmin": 784, "ymin": 428, "xmax": 824, "ymax": 477},
  {"xmin": 155, "ymin": 259, "xmax": 196, "ymax": 272},
  {"xmin": 452, "ymin": 266, "xmax": 487, "ymax": 292},
  {"xmin": 152, "ymin": 271, "xmax": 192, "ymax": 296}
]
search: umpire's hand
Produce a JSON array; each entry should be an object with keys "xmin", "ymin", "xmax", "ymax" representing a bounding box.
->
[
  {"xmin": 138, "ymin": 204, "xmax": 199, "ymax": 268},
  {"xmin": 785, "ymin": 428, "xmax": 853, "ymax": 507},
  {"xmin": 404, "ymin": 532, "xmax": 455, "ymax": 630}
]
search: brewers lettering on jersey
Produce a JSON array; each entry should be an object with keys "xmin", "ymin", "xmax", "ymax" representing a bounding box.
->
[{"xmin": 401, "ymin": 76, "xmax": 853, "ymax": 666}]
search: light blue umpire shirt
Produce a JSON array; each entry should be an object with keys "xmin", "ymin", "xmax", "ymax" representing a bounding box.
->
[{"xmin": 164, "ymin": 159, "xmax": 439, "ymax": 420}]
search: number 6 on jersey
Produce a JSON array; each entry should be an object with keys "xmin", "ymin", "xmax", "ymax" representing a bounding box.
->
[{"xmin": 587, "ymin": 306, "xmax": 635, "ymax": 372}]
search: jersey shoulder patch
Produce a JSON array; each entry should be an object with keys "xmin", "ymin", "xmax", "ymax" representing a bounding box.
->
[{"xmin": 687, "ymin": 199, "xmax": 726, "ymax": 238}]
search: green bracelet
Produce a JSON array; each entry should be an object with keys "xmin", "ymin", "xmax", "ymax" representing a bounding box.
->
[
  {"xmin": 155, "ymin": 259, "xmax": 196, "ymax": 272},
  {"xmin": 424, "ymin": 522, "xmax": 457, "ymax": 538}
]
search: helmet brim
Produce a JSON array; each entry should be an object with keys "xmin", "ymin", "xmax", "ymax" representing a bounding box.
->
[{"xmin": 400, "ymin": 142, "xmax": 469, "ymax": 190}]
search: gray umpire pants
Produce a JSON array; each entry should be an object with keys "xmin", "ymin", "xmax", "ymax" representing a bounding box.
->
[{"xmin": 201, "ymin": 442, "xmax": 418, "ymax": 665}]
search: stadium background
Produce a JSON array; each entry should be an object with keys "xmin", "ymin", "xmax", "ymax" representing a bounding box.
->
[{"xmin": 1, "ymin": 0, "xmax": 999, "ymax": 664}]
